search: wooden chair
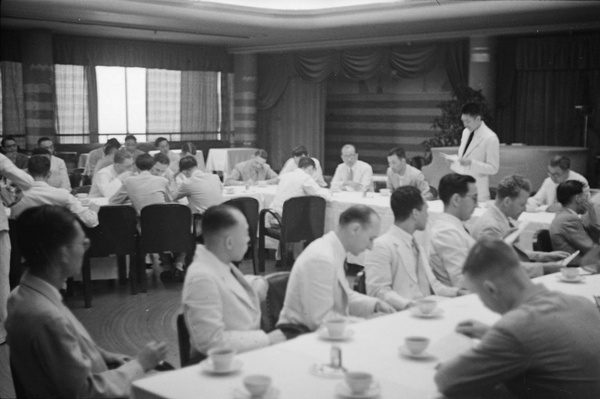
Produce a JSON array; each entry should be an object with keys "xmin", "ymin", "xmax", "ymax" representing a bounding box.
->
[
  {"xmin": 176, "ymin": 313, "xmax": 206, "ymax": 367},
  {"xmin": 81, "ymin": 205, "xmax": 139, "ymax": 308},
  {"xmin": 223, "ymin": 197, "xmax": 260, "ymax": 274},
  {"xmin": 261, "ymin": 272, "xmax": 290, "ymax": 333},
  {"xmin": 533, "ymin": 229, "xmax": 553, "ymax": 252},
  {"xmin": 258, "ymin": 196, "xmax": 326, "ymax": 272},
  {"xmin": 353, "ymin": 270, "xmax": 366, "ymax": 294}
]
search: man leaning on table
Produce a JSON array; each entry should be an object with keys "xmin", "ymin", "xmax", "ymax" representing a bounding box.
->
[
  {"xmin": 448, "ymin": 102, "xmax": 499, "ymax": 202},
  {"xmin": 527, "ymin": 155, "xmax": 589, "ymax": 212},
  {"xmin": 471, "ymin": 174, "xmax": 569, "ymax": 276},
  {"xmin": 277, "ymin": 205, "xmax": 395, "ymax": 333},
  {"xmin": 331, "ymin": 144, "xmax": 373, "ymax": 192},
  {"xmin": 279, "ymin": 145, "xmax": 327, "ymax": 187},
  {"xmin": 182, "ymin": 205, "xmax": 286, "ymax": 363},
  {"xmin": 435, "ymin": 239, "xmax": 600, "ymax": 399},
  {"xmin": 89, "ymin": 150, "xmax": 134, "ymax": 198},
  {"xmin": 364, "ymin": 186, "xmax": 463, "ymax": 311},
  {"xmin": 225, "ymin": 149, "xmax": 279, "ymax": 186},
  {"xmin": 429, "ymin": 173, "xmax": 477, "ymax": 288},
  {"xmin": 174, "ymin": 155, "xmax": 223, "ymax": 215},
  {"xmin": 386, "ymin": 147, "xmax": 433, "ymax": 200}
]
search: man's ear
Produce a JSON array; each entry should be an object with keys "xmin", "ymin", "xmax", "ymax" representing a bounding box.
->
[
  {"xmin": 482, "ymin": 280, "xmax": 497, "ymax": 297},
  {"xmin": 450, "ymin": 193, "xmax": 460, "ymax": 208}
]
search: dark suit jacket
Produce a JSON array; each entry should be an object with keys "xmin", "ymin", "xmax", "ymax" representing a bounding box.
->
[{"xmin": 550, "ymin": 208, "xmax": 599, "ymax": 265}]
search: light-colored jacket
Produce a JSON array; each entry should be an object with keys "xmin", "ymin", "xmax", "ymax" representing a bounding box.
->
[{"xmin": 109, "ymin": 171, "xmax": 171, "ymax": 214}]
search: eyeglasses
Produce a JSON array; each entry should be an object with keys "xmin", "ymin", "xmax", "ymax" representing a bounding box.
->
[{"xmin": 341, "ymin": 154, "xmax": 357, "ymax": 160}]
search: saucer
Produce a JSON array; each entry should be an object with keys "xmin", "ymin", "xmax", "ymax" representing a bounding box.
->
[
  {"xmin": 335, "ymin": 381, "xmax": 381, "ymax": 398},
  {"xmin": 233, "ymin": 386, "xmax": 280, "ymax": 399},
  {"xmin": 556, "ymin": 275, "xmax": 585, "ymax": 284},
  {"xmin": 310, "ymin": 363, "xmax": 346, "ymax": 379},
  {"xmin": 317, "ymin": 327, "xmax": 355, "ymax": 341},
  {"xmin": 398, "ymin": 346, "xmax": 435, "ymax": 360},
  {"xmin": 201, "ymin": 359, "xmax": 243, "ymax": 375},
  {"xmin": 410, "ymin": 307, "xmax": 444, "ymax": 319}
]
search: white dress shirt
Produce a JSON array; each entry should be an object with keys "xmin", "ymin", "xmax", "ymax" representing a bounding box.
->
[
  {"xmin": 527, "ymin": 170, "xmax": 589, "ymax": 211},
  {"xmin": 279, "ymin": 157, "xmax": 327, "ymax": 187},
  {"xmin": 89, "ymin": 165, "xmax": 130, "ymax": 198},
  {"xmin": 331, "ymin": 160, "xmax": 373, "ymax": 192},
  {"xmin": 364, "ymin": 225, "xmax": 458, "ymax": 310},
  {"xmin": 48, "ymin": 155, "xmax": 71, "ymax": 191},
  {"xmin": 182, "ymin": 245, "xmax": 269, "ymax": 357},
  {"xmin": 109, "ymin": 171, "xmax": 171, "ymax": 214},
  {"xmin": 278, "ymin": 231, "xmax": 379, "ymax": 331},
  {"xmin": 429, "ymin": 212, "xmax": 475, "ymax": 288},
  {"xmin": 174, "ymin": 170, "xmax": 223, "ymax": 214},
  {"xmin": 386, "ymin": 164, "xmax": 432, "ymax": 199},
  {"xmin": 269, "ymin": 168, "xmax": 331, "ymax": 216},
  {"xmin": 10, "ymin": 181, "xmax": 98, "ymax": 228}
]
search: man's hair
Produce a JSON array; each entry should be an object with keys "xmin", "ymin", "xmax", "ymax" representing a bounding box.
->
[
  {"xmin": 438, "ymin": 173, "xmax": 476, "ymax": 205},
  {"xmin": 341, "ymin": 144, "xmax": 356, "ymax": 154},
  {"xmin": 31, "ymin": 148, "xmax": 51, "ymax": 157},
  {"xmin": 496, "ymin": 174, "xmax": 531, "ymax": 200},
  {"xmin": 37, "ymin": 137, "xmax": 52, "ymax": 146},
  {"xmin": 390, "ymin": 186, "xmax": 425, "ymax": 222},
  {"xmin": 27, "ymin": 155, "xmax": 51, "ymax": 177},
  {"xmin": 153, "ymin": 153, "xmax": 170, "ymax": 166},
  {"xmin": 255, "ymin": 149, "xmax": 268, "ymax": 160},
  {"xmin": 556, "ymin": 180, "xmax": 584, "ymax": 206},
  {"xmin": 181, "ymin": 142, "xmax": 197, "ymax": 155},
  {"xmin": 202, "ymin": 205, "xmax": 240, "ymax": 238},
  {"xmin": 105, "ymin": 138, "xmax": 121, "ymax": 150},
  {"xmin": 16, "ymin": 205, "xmax": 80, "ymax": 271},
  {"xmin": 387, "ymin": 147, "xmax": 406, "ymax": 159},
  {"xmin": 291, "ymin": 146, "xmax": 308, "ymax": 157},
  {"xmin": 339, "ymin": 205, "xmax": 378, "ymax": 227},
  {"xmin": 103, "ymin": 145, "xmax": 117, "ymax": 156},
  {"xmin": 1, "ymin": 135, "xmax": 16, "ymax": 147},
  {"xmin": 113, "ymin": 150, "xmax": 132, "ymax": 165},
  {"xmin": 549, "ymin": 155, "xmax": 570, "ymax": 170},
  {"xmin": 463, "ymin": 238, "xmax": 520, "ymax": 279},
  {"xmin": 135, "ymin": 153, "xmax": 154, "ymax": 171},
  {"xmin": 124, "ymin": 134, "xmax": 137, "ymax": 142},
  {"xmin": 298, "ymin": 157, "xmax": 315, "ymax": 169},
  {"xmin": 154, "ymin": 137, "xmax": 168, "ymax": 147},
  {"xmin": 461, "ymin": 102, "xmax": 482, "ymax": 117},
  {"xmin": 179, "ymin": 155, "xmax": 198, "ymax": 172}
]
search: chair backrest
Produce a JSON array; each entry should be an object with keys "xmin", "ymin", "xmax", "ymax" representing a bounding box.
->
[
  {"xmin": 280, "ymin": 196, "xmax": 326, "ymax": 243},
  {"xmin": 177, "ymin": 313, "xmax": 191, "ymax": 368},
  {"xmin": 223, "ymin": 196, "xmax": 260, "ymax": 240},
  {"xmin": 87, "ymin": 205, "xmax": 138, "ymax": 257},
  {"xmin": 140, "ymin": 204, "xmax": 192, "ymax": 254},
  {"xmin": 261, "ymin": 272, "xmax": 290, "ymax": 332},
  {"xmin": 353, "ymin": 270, "xmax": 366, "ymax": 294},
  {"xmin": 533, "ymin": 229, "xmax": 553, "ymax": 252},
  {"xmin": 429, "ymin": 186, "xmax": 438, "ymax": 200}
]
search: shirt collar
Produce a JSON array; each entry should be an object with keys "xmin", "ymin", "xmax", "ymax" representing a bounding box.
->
[
  {"xmin": 20, "ymin": 270, "xmax": 63, "ymax": 308},
  {"xmin": 439, "ymin": 211, "xmax": 466, "ymax": 228},
  {"xmin": 388, "ymin": 224, "xmax": 414, "ymax": 246},
  {"xmin": 194, "ymin": 244, "xmax": 237, "ymax": 275},
  {"xmin": 325, "ymin": 231, "xmax": 348, "ymax": 263}
]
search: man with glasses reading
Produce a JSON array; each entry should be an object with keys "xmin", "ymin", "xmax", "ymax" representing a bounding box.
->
[{"xmin": 331, "ymin": 144, "xmax": 373, "ymax": 192}]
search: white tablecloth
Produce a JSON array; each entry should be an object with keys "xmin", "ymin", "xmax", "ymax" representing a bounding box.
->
[
  {"xmin": 132, "ymin": 273, "xmax": 600, "ymax": 399},
  {"xmin": 206, "ymin": 148, "xmax": 257, "ymax": 178}
]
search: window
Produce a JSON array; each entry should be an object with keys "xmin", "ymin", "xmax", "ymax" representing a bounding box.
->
[{"xmin": 54, "ymin": 64, "xmax": 90, "ymax": 143}]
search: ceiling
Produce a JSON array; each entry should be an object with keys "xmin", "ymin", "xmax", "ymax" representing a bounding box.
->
[{"xmin": 2, "ymin": 0, "xmax": 599, "ymax": 53}]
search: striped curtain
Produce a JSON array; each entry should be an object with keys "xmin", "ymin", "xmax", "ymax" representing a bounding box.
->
[
  {"xmin": 180, "ymin": 70, "xmax": 219, "ymax": 140},
  {"xmin": 146, "ymin": 69, "xmax": 181, "ymax": 140},
  {"xmin": 54, "ymin": 64, "xmax": 90, "ymax": 143}
]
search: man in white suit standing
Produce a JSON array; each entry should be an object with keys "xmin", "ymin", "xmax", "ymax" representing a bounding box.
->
[
  {"xmin": 277, "ymin": 205, "xmax": 395, "ymax": 332},
  {"xmin": 182, "ymin": 205, "xmax": 286, "ymax": 363},
  {"xmin": 450, "ymin": 102, "xmax": 499, "ymax": 202}
]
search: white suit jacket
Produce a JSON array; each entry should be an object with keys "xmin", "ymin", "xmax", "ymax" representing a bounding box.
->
[
  {"xmin": 182, "ymin": 245, "xmax": 269, "ymax": 357},
  {"xmin": 364, "ymin": 225, "xmax": 458, "ymax": 310},
  {"xmin": 331, "ymin": 160, "xmax": 373, "ymax": 192},
  {"xmin": 451, "ymin": 121, "xmax": 499, "ymax": 201},
  {"xmin": 48, "ymin": 155, "xmax": 71, "ymax": 191},
  {"xmin": 109, "ymin": 171, "xmax": 171, "ymax": 214},
  {"xmin": 277, "ymin": 231, "xmax": 379, "ymax": 331},
  {"xmin": 269, "ymin": 168, "xmax": 331, "ymax": 216}
]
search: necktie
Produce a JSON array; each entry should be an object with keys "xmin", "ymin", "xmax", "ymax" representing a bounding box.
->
[
  {"xmin": 413, "ymin": 239, "xmax": 433, "ymax": 296},
  {"xmin": 462, "ymin": 130, "xmax": 475, "ymax": 157},
  {"xmin": 347, "ymin": 166, "xmax": 354, "ymax": 182}
]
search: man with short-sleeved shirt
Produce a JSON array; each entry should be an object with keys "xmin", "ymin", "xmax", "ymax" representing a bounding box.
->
[
  {"xmin": 386, "ymin": 147, "xmax": 432, "ymax": 200},
  {"xmin": 331, "ymin": 144, "xmax": 373, "ymax": 192},
  {"xmin": 38, "ymin": 137, "xmax": 70, "ymax": 191},
  {"xmin": 123, "ymin": 134, "xmax": 145, "ymax": 161},
  {"xmin": 225, "ymin": 149, "xmax": 278, "ymax": 186}
]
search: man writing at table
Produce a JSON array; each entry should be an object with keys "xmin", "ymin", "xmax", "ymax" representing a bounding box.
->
[
  {"xmin": 182, "ymin": 205, "xmax": 286, "ymax": 363},
  {"xmin": 331, "ymin": 144, "xmax": 373, "ymax": 192},
  {"xmin": 225, "ymin": 149, "xmax": 278, "ymax": 186},
  {"xmin": 364, "ymin": 186, "xmax": 462, "ymax": 311},
  {"xmin": 174, "ymin": 155, "xmax": 223, "ymax": 215},
  {"xmin": 278, "ymin": 205, "xmax": 395, "ymax": 333},
  {"xmin": 472, "ymin": 174, "xmax": 568, "ymax": 276},
  {"xmin": 435, "ymin": 239, "xmax": 600, "ymax": 399},
  {"xmin": 279, "ymin": 145, "xmax": 327, "ymax": 187}
]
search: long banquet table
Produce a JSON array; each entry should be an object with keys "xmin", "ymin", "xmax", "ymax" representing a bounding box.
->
[{"xmin": 131, "ymin": 272, "xmax": 600, "ymax": 399}]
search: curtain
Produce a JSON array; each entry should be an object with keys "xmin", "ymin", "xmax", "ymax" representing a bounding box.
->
[
  {"xmin": 180, "ymin": 71, "xmax": 219, "ymax": 140},
  {"xmin": 444, "ymin": 40, "xmax": 469, "ymax": 95},
  {"xmin": 340, "ymin": 48, "xmax": 383, "ymax": 81},
  {"xmin": 294, "ymin": 52, "xmax": 337, "ymax": 82},
  {"xmin": 54, "ymin": 64, "xmax": 90, "ymax": 143},
  {"xmin": 85, "ymin": 65, "xmax": 99, "ymax": 141},
  {"xmin": 146, "ymin": 69, "xmax": 181, "ymax": 139},
  {"xmin": 257, "ymin": 54, "xmax": 292, "ymax": 110},
  {"xmin": 389, "ymin": 43, "xmax": 442, "ymax": 78},
  {"xmin": 1, "ymin": 61, "xmax": 25, "ymax": 138}
]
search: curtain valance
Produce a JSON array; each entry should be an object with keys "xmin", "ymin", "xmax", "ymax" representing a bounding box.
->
[
  {"xmin": 53, "ymin": 35, "xmax": 232, "ymax": 72},
  {"xmin": 516, "ymin": 33, "xmax": 600, "ymax": 71}
]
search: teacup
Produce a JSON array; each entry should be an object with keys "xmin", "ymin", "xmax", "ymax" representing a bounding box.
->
[
  {"xmin": 415, "ymin": 298, "xmax": 437, "ymax": 315},
  {"xmin": 324, "ymin": 318, "xmax": 346, "ymax": 339},
  {"xmin": 207, "ymin": 347, "xmax": 235, "ymax": 372},
  {"xmin": 405, "ymin": 336, "xmax": 430, "ymax": 355},
  {"xmin": 561, "ymin": 267, "xmax": 579, "ymax": 280},
  {"xmin": 379, "ymin": 188, "xmax": 391, "ymax": 196},
  {"xmin": 243, "ymin": 375, "xmax": 272, "ymax": 397},
  {"xmin": 345, "ymin": 371, "xmax": 373, "ymax": 394}
]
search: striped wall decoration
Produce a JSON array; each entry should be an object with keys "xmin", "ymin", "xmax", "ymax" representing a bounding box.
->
[
  {"xmin": 324, "ymin": 92, "xmax": 451, "ymax": 174},
  {"xmin": 23, "ymin": 68, "xmax": 55, "ymax": 148},
  {"xmin": 233, "ymin": 54, "xmax": 257, "ymax": 147}
]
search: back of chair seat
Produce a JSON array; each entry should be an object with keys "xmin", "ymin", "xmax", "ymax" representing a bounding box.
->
[
  {"xmin": 533, "ymin": 229, "xmax": 553, "ymax": 252},
  {"xmin": 280, "ymin": 196, "xmax": 326, "ymax": 244},
  {"xmin": 88, "ymin": 205, "xmax": 138, "ymax": 257},
  {"xmin": 140, "ymin": 204, "xmax": 193, "ymax": 254},
  {"xmin": 261, "ymin": 272, "xmax": 290, "ymax": 333},
  {"xmin": 223, "ymin": 196, "xmax": 260, "ymax": 240}
]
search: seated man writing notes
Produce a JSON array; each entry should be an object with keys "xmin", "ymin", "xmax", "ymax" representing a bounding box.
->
[
  {"xmin": 225, "ymin": 149, "xmax": 279, "ymax": 186},
  {"xmin": 279, "ymin": 145, "xmax": 327, "ymax": 187},
  {"xmin": 471, "ymin": 174, "xmax": 568, "ymax": 276},
  {"xmin": 182, "ymin": 205, "xmax": 286, "ymax": 363},
  {"xmin": 277, "ymin": 205, "xmax": 395, "ymax": 332},
  {"xmin": 7, "ymin": 205, "xmax": 167, "ymax": 398},
  {"xmin": 89, "ymin": 150, "xmax": 134, "ymax": 198},
  {"xmin": 435, "ymin": 239, "xmax": 600, "ymax": 399},
  {"xmin": 364, "ymin": 186, "xmax": 464, "ymax": 311},
  {"xmin": 386, "ymin": 147, "xmax": 433, "ymax": 200}
]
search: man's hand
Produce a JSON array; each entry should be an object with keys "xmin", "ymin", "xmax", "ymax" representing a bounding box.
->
[
  {"xmin": 267, "ymin": 329, "xmax": 287, "ymax": 345},
  {"xmin": 540, "ymin": 251, "xmax": 570, "ymax": 262},
  {"xmin": 458, "ymin": 158, "xmax": 472, "ymax": 167},
  {"xmin": 136, "ymin": 341, "xmax": 168, "ymax": 372},
  {"xmin": 542, "ymin": 262, "xmax": 563, "ymax": 274},
  {"xmin": 375, "ymin": 300, "xmax": 396, "ymax": 314},
  {"xmin": 456, "ymin": 288, "xmax": 470, "ymax": 296},
  {"xmin": 103, "ymin": 351, "xmax": 131, "ymax": 368},
  {"xmin": 455, "ymin": 319, "xmax": 489, "ymax": 339},
  {"xmin": 344, "ymin": 181, "xmax": 362, "ymax": 191}
]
